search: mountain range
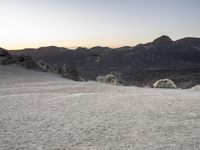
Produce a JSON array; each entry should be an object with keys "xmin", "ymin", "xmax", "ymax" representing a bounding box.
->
[
  {"xmin": 9, "ymin": 35, "xmax": 200, "ymax": 71},
  {"xmin": 3, "ymin": 35, "xmax": 200, "ymax": 88}
]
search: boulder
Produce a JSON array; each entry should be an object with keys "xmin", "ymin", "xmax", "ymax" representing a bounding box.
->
[
  {"xmin": 153, "ymin": 79, "xmax": 177, "ymax": 89},
  {"xmin": 191, "ymin": 85, "xmax": 200, "ymax": 90},
  {"xmin": 96, "ymin": 74, "xmax": 121, "ymax": 85}
]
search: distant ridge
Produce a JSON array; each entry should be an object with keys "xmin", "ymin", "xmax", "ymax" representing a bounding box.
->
[{"xmin": 8, "ymin": 35, "xmax": 200, "ymax": 71}]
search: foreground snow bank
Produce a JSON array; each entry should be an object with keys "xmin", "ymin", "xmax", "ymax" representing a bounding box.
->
[{"xmin": 0, "ymin": 65, "xmax": 200, "ymax": 150}]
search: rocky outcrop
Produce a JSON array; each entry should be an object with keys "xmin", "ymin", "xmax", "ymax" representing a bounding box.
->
[
  {"xmin": 153, "ymin": 79, "xmax": 177, "ymax": 89},
  {"xmin": 15, "ymin": 55, "xmax": 50, "ymax": 72}
]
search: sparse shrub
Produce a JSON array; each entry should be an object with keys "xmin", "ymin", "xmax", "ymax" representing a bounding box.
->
[{"xmin": 153, "ymin": 79, "xmax": 177, "ymax": 89}]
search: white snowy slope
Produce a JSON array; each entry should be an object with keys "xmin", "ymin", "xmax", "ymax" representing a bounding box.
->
[{"xmin": 0, "ymin": 64, "xmax": 200, "ymax": 150}]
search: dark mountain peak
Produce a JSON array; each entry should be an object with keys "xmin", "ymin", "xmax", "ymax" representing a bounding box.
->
[
  {"xmin": 154, "ymin": 35, "xmax": 172, "ymax": 42},
  {"xmin": 152, "ymin": 35, "xmax": 173, "ymax": 47}
]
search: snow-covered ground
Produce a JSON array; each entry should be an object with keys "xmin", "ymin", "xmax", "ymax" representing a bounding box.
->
[{"xmin": 0, "ymin": 64, "xmax": 200, "ymax": 150}]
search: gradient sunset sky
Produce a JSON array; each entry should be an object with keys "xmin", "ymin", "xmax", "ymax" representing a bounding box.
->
[{"xmin": 0, "ymin": 0, "xmax": 200, "ymax": 50}]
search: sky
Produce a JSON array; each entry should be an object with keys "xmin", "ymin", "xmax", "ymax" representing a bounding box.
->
[{"xmin": 0, "ymin": 0, "xmax": 200, "ymax": 50}]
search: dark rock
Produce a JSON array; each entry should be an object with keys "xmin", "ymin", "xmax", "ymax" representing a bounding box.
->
[
  {"xmin": 152, "ymin": 35, "xmax": 173, "ymax": 47},
  {"xmin": 61, "ymin": 65, "xmax": 84, "ymax": 81}
]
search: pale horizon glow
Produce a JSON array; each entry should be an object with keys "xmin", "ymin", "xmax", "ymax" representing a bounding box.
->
[{"xmin": 0, "ymin": 0, "xmax": 200, "ymax": 50}]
